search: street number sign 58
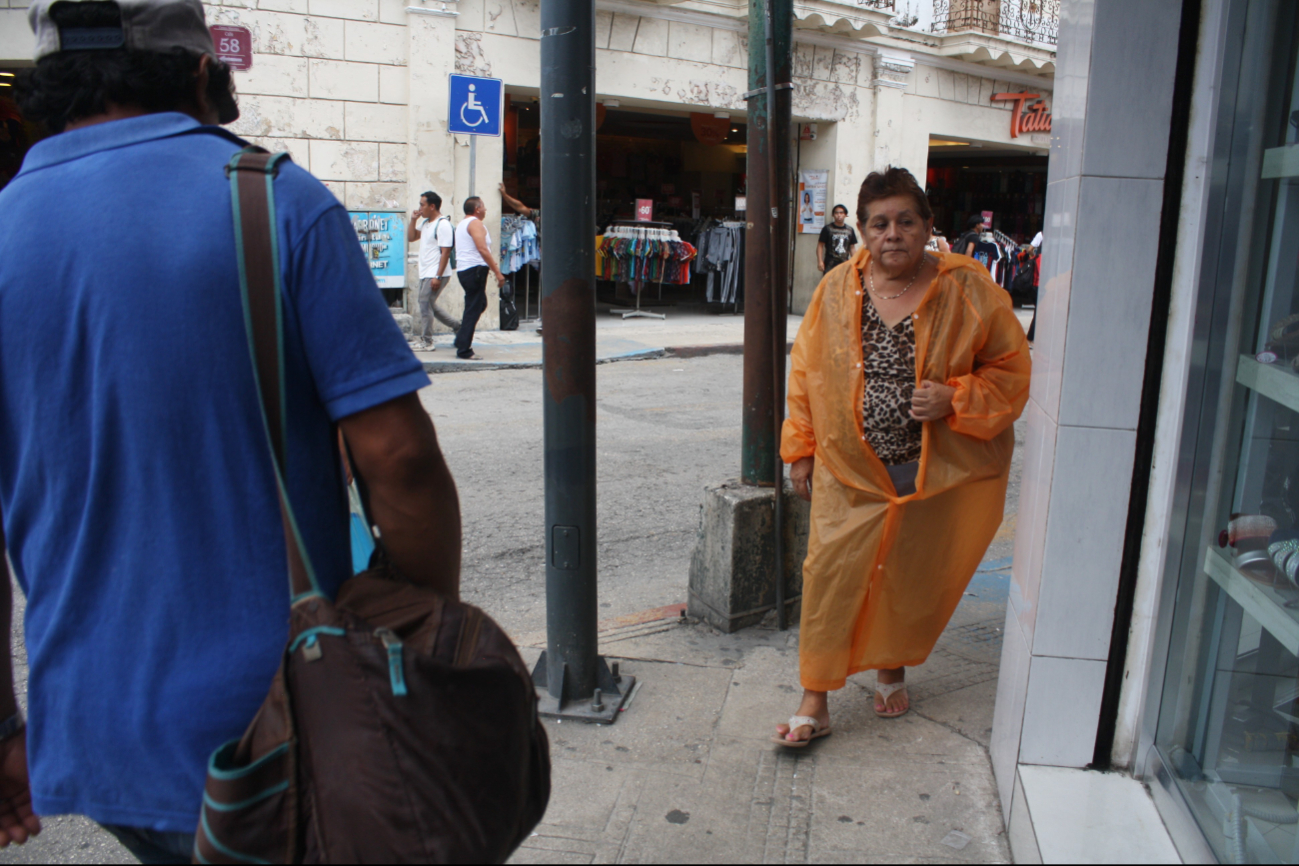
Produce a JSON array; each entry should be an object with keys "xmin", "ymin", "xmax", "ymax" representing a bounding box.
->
[{"xmin": 210, "ymin": 25, "xmax": 253, "ymax": 71}]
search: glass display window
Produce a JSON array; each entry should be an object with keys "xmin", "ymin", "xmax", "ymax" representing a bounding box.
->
[{"xmin": 1153, "ymin": 2, "xmax": 1299, "ymax": 862}]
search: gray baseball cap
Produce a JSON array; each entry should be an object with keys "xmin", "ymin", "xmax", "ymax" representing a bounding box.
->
[{"xmin": 29, "ymin": 0, "xmax": 214, "ymax": 61}]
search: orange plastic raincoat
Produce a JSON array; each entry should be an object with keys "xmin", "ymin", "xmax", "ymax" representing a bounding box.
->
[{"xmin": 782, "ymin": 248, "xmax": 1030, "ymax": 691}]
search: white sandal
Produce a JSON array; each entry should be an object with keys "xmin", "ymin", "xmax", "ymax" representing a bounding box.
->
[
  {"xmin": 771, "ymin": 715, "xmax": 832, "ymax": 748},
  {"xmin": 875, "ymin": 681, "xmax": 909, "ymax": 718}
]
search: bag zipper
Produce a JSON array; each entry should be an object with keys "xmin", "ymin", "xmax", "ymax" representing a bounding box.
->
[{"xmin": 374, "ymin": 628, "xmax": 408, "ymax": 697}]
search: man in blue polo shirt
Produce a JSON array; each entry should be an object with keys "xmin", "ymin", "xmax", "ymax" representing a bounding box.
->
[{"xmin": 0, "ymin": 1, "xmax": 463, "ymax": 861}]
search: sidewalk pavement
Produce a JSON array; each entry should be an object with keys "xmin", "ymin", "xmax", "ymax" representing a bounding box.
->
[
  {"xmin": 507, "ymin": 548, "xmax": 1017, "ymax": 864},
  {"xmin": 411, "ymin": 304, "xmax": 1034, "ymax": 373}
]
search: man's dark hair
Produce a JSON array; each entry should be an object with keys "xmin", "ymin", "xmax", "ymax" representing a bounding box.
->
[
  {"xmin": 16, "ymin": 1, "xmax": 237, "ymax": 133},
  {"xmin": 463, "ymin": 196, "xmax": 482, "ymax": 216},
  {"xmin": 832, "ymin": 203, "xmax": 848, "ymax": 215},
  {"xmin": 856, "ymin": 166, "xmax": 933, "ymax": 226},
  {"xmin": 966, "ymin": 213, "xmax": 984, "ymax": 230},
  {"xmin": 421, "ymin": 190, "xmax": 441, "ymax": 210}
]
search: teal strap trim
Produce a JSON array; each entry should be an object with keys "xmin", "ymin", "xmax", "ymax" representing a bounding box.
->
[
  {"xmin": 207, "ymin": 739, "xmax": 289, "ymax": 781},
  {"xmin": 288, "ymin": 626, "xmax": 345, "ymax": 654},
  {"xmin": 387, "ymin": 642, "xmax": 407, "ymax": 697},
  {"xmin": 194, "ymin": 844, "xmax": 211, "ymax": 865},
  {"xmin": 203, "ymin": 780, "xmax": 290, "ymax": 813},
  {"xmin": 292, "ymin": 589, "xmax": 324, "ymax": 605},
  {"xmin": 227, "ymin": 148, "xmax": 324, "ymax": 601},
  {"xmin": 200, "ymin": 810, "xmax": 271, "ymax": 865}
]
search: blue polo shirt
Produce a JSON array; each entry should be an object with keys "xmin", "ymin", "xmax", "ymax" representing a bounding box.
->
[{"xmin": 0, "ymin": 114, "xmax": 429, "ymax": 832}]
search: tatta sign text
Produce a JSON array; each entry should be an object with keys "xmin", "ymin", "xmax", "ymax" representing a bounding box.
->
[{"xmin": 991, "ymin": 92, "xmax": 1052, "ymax": 138}]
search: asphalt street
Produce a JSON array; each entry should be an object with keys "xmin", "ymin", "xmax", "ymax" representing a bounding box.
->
[{"xmin": 0, "ymin": 353, "xmax": 1025, "ymax": 863}]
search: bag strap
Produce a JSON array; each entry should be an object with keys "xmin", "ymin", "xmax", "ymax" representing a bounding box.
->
[{"xmin": 226, "ymin": 147, "xmax": 323, "ymax": 603}]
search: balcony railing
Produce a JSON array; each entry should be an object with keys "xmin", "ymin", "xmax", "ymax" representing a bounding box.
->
[
  {"xmin": 931, "ymin": 0, "xmax": 1058, "ymax": 46},
  {"xmin": 854, "ymin": 0, "xmax": 897, "ymax": 9}
]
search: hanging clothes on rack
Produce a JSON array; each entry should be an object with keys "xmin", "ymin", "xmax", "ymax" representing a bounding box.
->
[
  {"xmin": 695, "ymin": 220, "xmax": 745, "ymax": 307},
  {"xmin": 500, "ymin": 215, "xmax": 540, "ymax": 275},
  {"xmin": 597, "ymin": 225, "xmax": 697, "ymax": 287}
]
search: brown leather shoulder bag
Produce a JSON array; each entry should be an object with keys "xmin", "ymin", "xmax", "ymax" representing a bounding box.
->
[{"xmin": 193, "ymin": 148, "xmax": 549, "ymax": 864}]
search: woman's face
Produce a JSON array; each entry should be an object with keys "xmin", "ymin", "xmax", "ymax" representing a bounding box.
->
[{"xmin": 859, "ymin": 195, "xmax": 933, "ymax": 276}]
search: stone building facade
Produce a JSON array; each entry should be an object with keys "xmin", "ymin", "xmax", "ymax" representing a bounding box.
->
[{"xmin": 0, "ymin": 0, "xmax": 1056, "ymax": 323}]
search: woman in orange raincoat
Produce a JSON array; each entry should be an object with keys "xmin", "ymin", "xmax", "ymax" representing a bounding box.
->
[{"xmin": 773, "ymin": 167, "xmax": 1030, "ymax": 747}]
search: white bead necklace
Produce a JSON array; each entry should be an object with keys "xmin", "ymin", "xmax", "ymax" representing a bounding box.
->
[{"xmin": 867, "ymin": 253, "xmax": 928, "ymax": 301}]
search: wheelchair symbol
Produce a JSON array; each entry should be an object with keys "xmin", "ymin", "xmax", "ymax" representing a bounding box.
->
[{"xmin": 460, "ymin": 84, "xmax": 490, "ymax": 128}]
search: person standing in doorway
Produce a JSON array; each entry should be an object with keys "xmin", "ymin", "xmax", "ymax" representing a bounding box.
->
[
  {"xmin": 816, "ymin": 204, "xmax": 858, "ymax": 273},
  {"xmin": 956, "ymin": 213, "xmax": 984, "ymax": 257},
  {"xmin": 406, "ymin": 190, "xmax": 459, "ymax": 350},
  {"xmin": 454, "ymin": 196, "xmax": 504, "ymax": 360}
]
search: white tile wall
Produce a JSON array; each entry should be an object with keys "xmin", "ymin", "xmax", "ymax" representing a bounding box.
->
[
  {"xmin": 1030, "ymin": 175, "xmax": 1078, "ymax": 421},
  {"xmin": 811, "ymin": 45, "xmax": 834, "ymax": 81},
  {"xmin": 1009, "ymin": 400, "xmax": 1056, "ymax": 644},
  {"xmin": 344, "ymin": 102, "xmax": 408, "ymax": 142},
  {"xmin": 345, "ymin": 21, "xmax": 408, "ymax": 66},
  {"xmin": 1034, "ymin": 425, "xmax": 1136, "ymax": 661},
  {"xmin": 512, "ymin": 0, "xmax": 540, "ymax": 40},
  {"xmin": 1007, "ymin": 772, "xmax": 1043, "ymax": 865},
  {"xmin": 1019, "ymin": 656, "xmax": 1107, "ymax": 767},
  {"xmin": 666, "ymin": 21, "xmax": 710, "ymax": 63},
  {"xmin": 310, "ymin": 140, "xmax": 380, "ymax": 181},
  {"xmin": 259, "ymin": 0, "xmax": 309, "ymax": 14},
  {"xmin": 1046, "ymin": 0, "xmax": 1093, "ymax": 185},
  {"xmin": 309, "ymin": 58, "xmax": 381, "ymax": 102},
  {"xmin": 309, "ymin": 0, "xmax": 379, "ymax": 21},
  {"xmin": 608, "ymin": 13, "xmax": 639, "ymax": 53},
  {"xmin": 484, "ymin": 0, "xmax": 518, "ymax": 37},
  {"xmin": 991, "ymin": 608, "xmax": 1034, "ymax": 809},
  {"xmin": 379, "ymin": 64, "xmax": 408, "ymax": 104},
  {"xmin": 631, "ymin": 16, "xmax": 668, "ymax": 57},
  {"xmin": 236, "ymin": 54, "xmax": 309, "ymax": 98},
  {"xmin": 1056, "ymin": 176, "xmax": 1163, "ymax": 430},
  {"xmin": 231, "ymin": 94, "xmax": 345, "ymax": 140},
  {"xmin": 595, "ymin": 10, "xmax": 613, "ymax": 50},
  {"xmin": 1080, "ymin": 0, "xmax": 1180, "ymax": 180}
]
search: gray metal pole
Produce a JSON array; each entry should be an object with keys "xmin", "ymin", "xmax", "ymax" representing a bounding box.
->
[
  {"xmin": 469, "ymin": 136, "xmax": 477, "ymax": 198},
  {"xmin": 532, "ymin": 0, "xmax": 633, "ymax": 722}
]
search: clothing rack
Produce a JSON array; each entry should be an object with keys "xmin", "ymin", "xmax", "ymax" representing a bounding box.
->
[{"xmin": 604, "ymin": 220, "xmax": 679, "ymax": 320}]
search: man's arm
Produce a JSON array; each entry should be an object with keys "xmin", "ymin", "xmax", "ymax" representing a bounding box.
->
[
  {"xmin": 498, "ymin": 183, "xmax": 532, "ymax": 218},
  {"xmin": 339, "ymin": 393, "xmax": 461, "ymax": 599},
  {"xmin": 467, "ymin": 219, "xmax": 505, "ymax": 283},
  {"xmin": 0, "ymin": 525, "xmax": 40, "ymax": 848},
  {"xmin": 437, "ymin": 247, "xmax": 452, "ymax": 278},
  {"xmin": 816, "ymin": 241, "xmax": 826, "ymax": 271},
  {"xmin": 406, "ymin": 211, "xmax": 422, "ymax": 245}
]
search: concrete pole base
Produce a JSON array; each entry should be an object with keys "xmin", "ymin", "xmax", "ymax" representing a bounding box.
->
[{"xmin": 687, "ymin": 481, "xmax": 809, "ymax": 633}]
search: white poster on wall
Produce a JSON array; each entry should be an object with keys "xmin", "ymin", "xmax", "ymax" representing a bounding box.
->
[{"xmin": 798, "ymin": 169, "xmax": 828, "ymax": 233}]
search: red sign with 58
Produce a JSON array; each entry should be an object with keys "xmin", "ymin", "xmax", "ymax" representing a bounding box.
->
[{"xmin": 210, "ymin": 25, "xmax": 253, "ymax": 71}]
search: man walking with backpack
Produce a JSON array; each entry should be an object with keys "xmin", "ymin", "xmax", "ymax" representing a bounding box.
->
[
  {"xmin": 0, "ymin": 1, "xmax": 463, "ymax": 860},
  {"xmin": 406, "ymin": 190, "xmax": 459, "ymax": 350}
]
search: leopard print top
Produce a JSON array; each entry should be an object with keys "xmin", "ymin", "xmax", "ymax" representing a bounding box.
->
[{"xmin": 861, "ymin": 292, "xmax": 922, "ymax": 465}]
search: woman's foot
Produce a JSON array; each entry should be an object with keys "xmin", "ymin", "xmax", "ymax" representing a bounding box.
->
[
  {"xmin": 774, "ymin": 689, "xmax": 830, "ymax": 744},
  {"xmin": 875, "ymin": 667, "xmax": 909, "ymax": 717}
]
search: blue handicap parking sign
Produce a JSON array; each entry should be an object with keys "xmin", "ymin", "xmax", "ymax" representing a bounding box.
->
[{"xmin": 448, "ymin": 74, "xmax": 503, "ymax": 136}]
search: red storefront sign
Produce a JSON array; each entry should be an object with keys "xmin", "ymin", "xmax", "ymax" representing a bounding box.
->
[
  {"xmin": 210, "ymin": 25, "xmax": 253, "ymax": 71},
  {"xmin": 635, "ymin": 199, "xmax": 654, "ymax": 221},
  {"xmin": 991, "ymin": 92, "xmax": 1053, "ymax": 138}
]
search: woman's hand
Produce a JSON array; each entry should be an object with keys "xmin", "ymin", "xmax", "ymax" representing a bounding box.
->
[
  {"xmin": 790, "ymin": 456, "xmax": 815, "ymax": 502},
  {"xmin": 909, "ymin": 380, "xmax": 956, "ymax": 422}
]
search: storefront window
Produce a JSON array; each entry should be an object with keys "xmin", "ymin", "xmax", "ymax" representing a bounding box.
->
[{"xmin": 1154, "ymin": 2, "xmax": 1299, "ymax": 862}]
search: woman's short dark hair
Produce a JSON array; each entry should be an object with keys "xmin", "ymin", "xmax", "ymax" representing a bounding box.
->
[
  {"xmin": 855, "ymin": 166, "xmax": 933, "ymax": 226},
  {"xmin": 16, "ymin": 0, "xmax": 236, "ymax": 133}
]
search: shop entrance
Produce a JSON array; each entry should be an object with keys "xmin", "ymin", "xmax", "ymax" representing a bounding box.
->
[
  {"xmin": 503, "ymin": 99, "xmax": 749, "ymax": 315},
  {"xmin": 925, "ymin": 144, "xmax": 1047, "ymax": 304},
  {"xmin": 0, "ymin": 68, "xmax": 42, "ymax": 193}
]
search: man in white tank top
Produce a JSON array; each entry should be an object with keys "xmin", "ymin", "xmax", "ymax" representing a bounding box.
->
[{"xmin": 453, "ymin": 196, "xmax": 504, "ymax": 360}]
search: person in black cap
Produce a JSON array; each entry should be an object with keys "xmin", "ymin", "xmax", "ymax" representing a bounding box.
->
[{"xmin": 0, "ymin": 1, "xmax": 463, "ymax": 860}]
